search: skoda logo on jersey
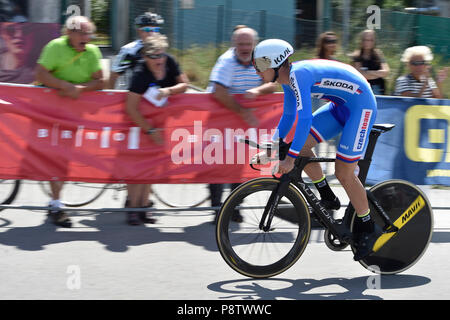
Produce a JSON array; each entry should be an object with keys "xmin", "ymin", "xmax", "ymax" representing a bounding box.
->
[
  {"xmin": 289, "ymin": 74, "xmax": 302, "ymax": 111},
  {"xmin": 274, "ymin": 47, "xmax": 292, "ymax": 65},
  {"xmin": 317, "ymin": 78, "xmax": 360, "ymax": 94},
  {"xmin": 353, "ymin": 109, "xmax": 373, "ymax": 152}
]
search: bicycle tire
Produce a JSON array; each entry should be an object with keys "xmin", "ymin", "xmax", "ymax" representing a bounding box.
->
[
  {"xmin": 351, "ymin": 179, "xmax": 433, "ymax": 274},
  {"xmin": 38, "ymin": 181, "xmax": 108, "ymax": 207},
  {"xmin": 216, "ymin": 178, "xmax": 311, "ymax": 279},
  {"xmin": 152, "ymin": 184, "xmax": 210, "ymax": 208},
  {"xmin": 0, "ymin": 180, "xmax": 21, "ymax": 209}
]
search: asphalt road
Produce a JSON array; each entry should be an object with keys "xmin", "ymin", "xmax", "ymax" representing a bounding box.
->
[{"xmin": 0, "ymin": 180, "xmax": 449, "ymax": 301}]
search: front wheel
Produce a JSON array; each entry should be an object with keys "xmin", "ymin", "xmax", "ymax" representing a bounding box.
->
[
  {"xmin": 352, "ymin": 180, "xmax": 433, "ymax": 274},
  {"xmin": 216, "ymin": 178, "xmax": 311, "ymax": 279}
]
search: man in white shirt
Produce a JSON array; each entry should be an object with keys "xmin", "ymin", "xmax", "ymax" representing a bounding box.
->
[{"xmin": 207, "ymin": 25, "xmax": 278, "ymax": 223}]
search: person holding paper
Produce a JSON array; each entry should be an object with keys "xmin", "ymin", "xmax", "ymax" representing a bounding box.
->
[{"xmin": 125, "ymin": 34, "xmax": 189, "ymax": 225}]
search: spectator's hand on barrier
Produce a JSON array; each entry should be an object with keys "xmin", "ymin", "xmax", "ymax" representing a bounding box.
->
[
  {"xmin": 59, "ymin": 83, "xmax": 83, "ymax": 99},
  {"xmin": 244, "ymin": 88, "xmax": 259, "ymax": 100},
  {"xmin": 157, "ymin": 88, "xmax": 171, "ymax": 100},
  {"xmin": 239, "ymin": 108, "xmax": 259, "ymax": 127},
  {"xmin": 148, "ymin": 129, "xmax": 164, "ymax": 145}
]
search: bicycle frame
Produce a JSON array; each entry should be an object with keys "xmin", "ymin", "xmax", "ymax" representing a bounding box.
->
[{"xmin": 258, "ymin": 124, "xmax": 398, "ymax": 245}]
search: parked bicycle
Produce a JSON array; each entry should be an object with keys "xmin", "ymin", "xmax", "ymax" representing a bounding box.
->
[
  {"xmin": 216, "ymin": 124, "xmax": 433, "ymax": 278},
  {"xmin": 0, "ymin": 180, "xmax": 21, "ymax": 211},
  {"xmin": 38, "ymin": 181, "xmax": 210, "ymax": 208}
]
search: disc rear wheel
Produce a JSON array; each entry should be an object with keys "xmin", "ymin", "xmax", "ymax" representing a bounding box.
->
[{"xmin": 352, "ymin": 180, "xmax": 433, "ymax": 274}]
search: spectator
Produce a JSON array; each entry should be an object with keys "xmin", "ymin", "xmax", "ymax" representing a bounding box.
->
[
  {"xmin": 316, "ymin": 31, "xmax": 339, "ymax": 60},
  {"xmin": 0, "ymin": 0, "xmax": 27, "ymax": 22},
  {"xmin": 109, "ymin": 11, "xmax": 164, "ymax": 89},
  {"xmin": 34, "ymin": 16, "xmax": 105, "ymax": 227},
  {"xmin": 206, "ymin": 25, "xmax": 278, "ymax": 223},
  {"xmin": 351, "ymin": 29, "xmax": 390, "ymax": 95},
  {"xmin": 394, "ymin": 45, "xmax": 448, "ymax": 98},
  {"xmin": 125, "ymin": 34, "xmax": 189, "ymax": 225},
  {"xmin": 0, "ymin": 21, "xmax": 33, "ymax": 83}
]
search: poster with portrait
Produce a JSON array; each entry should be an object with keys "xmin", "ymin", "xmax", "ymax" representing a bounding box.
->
[{"xmin": 0, "ymin": 1, "xmax": 60, "ymax": 84}]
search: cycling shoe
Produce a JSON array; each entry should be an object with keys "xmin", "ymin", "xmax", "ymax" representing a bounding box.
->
[
  {"xmin": 320, "ymin": 197, "xmax": 341, "ymax": 211},
  {"xmin": 353, "ymin": 224, "xmax": 383, "ymax": 261}
]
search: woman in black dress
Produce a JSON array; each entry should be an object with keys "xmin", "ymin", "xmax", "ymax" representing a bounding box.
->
[{"xmin": 125, "ymin": 34, "xmax": 189, "ymax": 225}]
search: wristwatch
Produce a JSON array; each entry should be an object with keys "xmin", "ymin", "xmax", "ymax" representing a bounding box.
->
[{"xmin": 146, "ymin": 128, "xmax": 157, "ymax": 135}]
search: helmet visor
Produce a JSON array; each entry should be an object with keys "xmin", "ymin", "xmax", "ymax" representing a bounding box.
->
[{"xmin": 251, "ymin": 52, "xmax": 272, "ymax": 73}]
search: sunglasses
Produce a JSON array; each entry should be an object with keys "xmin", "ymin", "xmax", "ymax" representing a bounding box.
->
[
  {"xmin": 146, "ymin": 53, "xmax": 165, "ymax": 59},
  {"xmin": 410, "ymin": 60, "xmax": 428, "ymax": 66},
  {"xmin": 3, "ymin": 24, "xmax": 24, "ymax": 37},
  {"xmin": 140, "ymin": 26, "xmax": 160, "ymax": 33},
  {"xmin": 323, "ymin": 38, "xmax": 337, "ymax": 44}
]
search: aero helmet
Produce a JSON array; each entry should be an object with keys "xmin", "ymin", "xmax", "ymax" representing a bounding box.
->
[
  {"xmin": 252, "ymin": 39, "xmax": 294, "ymax": 73},
  {"xmin": 135, "ymin": 12, "xmax": 164, "ymax": 27}
]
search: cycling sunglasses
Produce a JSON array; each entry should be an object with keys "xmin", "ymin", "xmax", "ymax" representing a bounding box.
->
[
  {"xmin": 140, "ymin": 26, "xmax": 160, "ymax": 33},
  {"xmin": 146, "ymin": 53, "xmax": 165, "ymax": 59},
  {"xmin": 410, "ymin": 60, "xmax": 428, "ymax": 66},
  {"xmin": 251, "ymin": 52, "xmax": 271, "ymax": 73}
]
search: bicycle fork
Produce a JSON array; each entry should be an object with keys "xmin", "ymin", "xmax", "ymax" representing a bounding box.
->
[{"xmin": 259, "ymin": 175, "xmax": 291, "ymax": 232}]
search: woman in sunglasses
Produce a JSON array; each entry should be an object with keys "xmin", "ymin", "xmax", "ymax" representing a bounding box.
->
[
  {"xmin": 316, "ymin": 31, "xmax": 339, "ymax": 60},
  {"xmin": 124, "ymin": 34, "xmax": 189, "ymax": 225},
  {"xmin": 394, "ymin": 45, "xmax": 447, "ymax": 98}
]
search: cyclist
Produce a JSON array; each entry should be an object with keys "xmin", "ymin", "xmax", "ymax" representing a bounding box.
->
[
  {"xmin": 251, "ymin": 39, "xmax": 381, "ymax": 261},
  {"xmin": 109, "ymin": 11, "xmax": 164, "ymax": 89}
]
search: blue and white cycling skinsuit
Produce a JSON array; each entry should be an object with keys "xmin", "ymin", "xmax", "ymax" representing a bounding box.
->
[{"xmin": 275, "ymin": 59, "xmax": 377, "ymax": 163}]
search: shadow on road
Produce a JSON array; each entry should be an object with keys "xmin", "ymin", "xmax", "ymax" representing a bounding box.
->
[
  {"xmin": 431, "ymin": 231, "xmax": 450, "ymax": 243},
  {"xmin": 207, "ymin": 274, "xmax": 431, "ymax": 300},
  {"xmin": 0, "ymin": 210, "xmax": 448, "ymax": 253},
  {"xmin": 0, "ymin": 211, "xmax": 219, "ymax": 252}
]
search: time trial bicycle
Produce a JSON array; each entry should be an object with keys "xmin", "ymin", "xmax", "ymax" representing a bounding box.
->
[{"xmin": 215, "ymin": 124, "xmax": 433, "ymax": 278}]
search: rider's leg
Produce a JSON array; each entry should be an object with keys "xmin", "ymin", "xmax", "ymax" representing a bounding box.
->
[
  {"xmin": 299, "ymin": 134, "xmax": 340, "ymax": 209},
  {"xmin": 335, "ymin": 159, "xmax": 374, "ymax": 233},
  {"xmin": 334, "ymin": 160, "xmax": 368, "ymax": 215},
  {"xmin": 299, "ymin": 134, "xmax": 322, "ymax": 181}
]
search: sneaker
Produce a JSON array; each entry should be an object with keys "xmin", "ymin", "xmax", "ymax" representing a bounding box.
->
[
  {"xmin": 48, "ymin": 209, "xmax": 72, "ymax": 228},
  {"xmin": 127, "ymin": 212, "xmax": 141, "ymax": 226},
  {"xmin": 320, "ymin": 197, "xmax": 341, "ymax": 211},
  {"xmin": 139, "ymin": 212, "xmax": 157, "ymax": 224},
  {"xmin": 124, "ymin": 199, "xmax": 154, "ymax": 208},
  {"xmin": 353, "ymin": 224, "xmax": 383, "ymax": 261}
]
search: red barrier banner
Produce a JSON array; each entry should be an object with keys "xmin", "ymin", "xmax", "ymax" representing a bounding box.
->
[{"xmin": 0, "ymin": 84, "xmax": 286, "ymax": 183}]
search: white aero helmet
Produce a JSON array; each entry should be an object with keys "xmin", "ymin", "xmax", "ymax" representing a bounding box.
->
[{"xmin": 252, "ymin": 39, "xmax": 294, "ymax": 73}]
